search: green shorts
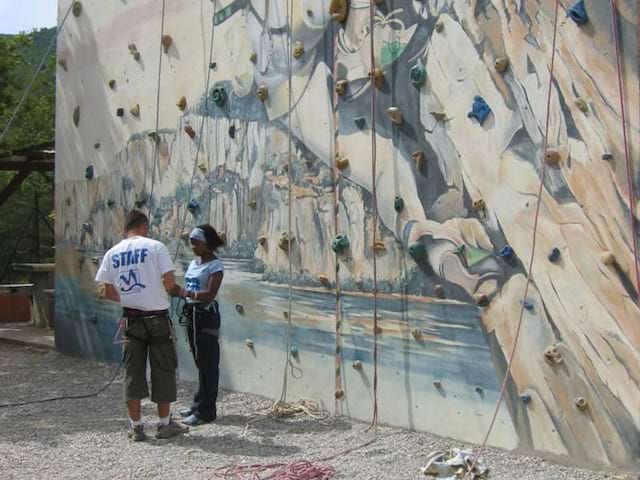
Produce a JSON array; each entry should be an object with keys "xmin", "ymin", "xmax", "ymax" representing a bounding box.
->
[{"xmin": 123, "ymin": 314, "xmax": 177, "ymax": 403}]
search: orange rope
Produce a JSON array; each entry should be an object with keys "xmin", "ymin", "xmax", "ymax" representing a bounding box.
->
[{"xmin": 465, "ymin": 0, "xmax": 561, "ymax": 476}]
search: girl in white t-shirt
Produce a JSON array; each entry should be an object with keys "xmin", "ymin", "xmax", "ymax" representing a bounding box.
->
[{"xmin": 178, "ymin": 225, "xmax": 225, "ymax": 426}]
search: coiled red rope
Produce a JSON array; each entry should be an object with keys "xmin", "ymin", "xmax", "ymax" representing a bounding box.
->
[{"xmin": 213, "ymin": 460, "xmax": 335, "ymax": 480}]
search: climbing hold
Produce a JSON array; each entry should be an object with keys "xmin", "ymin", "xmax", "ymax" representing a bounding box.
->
[
  {"xmin": 293, "ymin": 41, "xmax": 305, "ymax": 59},
  {"xmin": 197, "ymin": 162, "xmax": 207, "ymax": 173},
  {"xmin": 235, "ymin": 304, "xmax": 244, "ymax": 314},
  {"xmin": 176, "ymin": 96, "xmax": 187, "ymax": 111},
  {"xmin": 228, "ymin": 125, "xmax": 236, "ymax": 139},
  {"xmin": 575, "ymin": 397, "xmax": 588, "ymax": 410},
  {"xmin": 335, "ymin": 389, "xmax": 344, "ymax": 399},
  {"xmin": 161, "ymin": 34, "xmax": 173, "ymax": 53},
  {"xmin": 475, "ymin": 386, "xmax": 483, "ymax": 394},
  {"xmin": 352, "ymin": 360, "xmax": 363, "ymax": 370},
  {"xmin": 332, "ymin": 234, "xmax": 350, "ymax": 254},
  {"xmin": 116, "ymin": 108, "xmax": 125, "ymax": 117},
  {"xmin": 575, "ymin": 98, "xmax": 589, "ymax": 113},
  {"xmin": 410, "ymin": 152, "xmax": 426, "ymax": 174},
  {"xmin": 354, "ymin": 117, "xmax": 366, "ymax": 130},
  {"xmin": 434, "ymin": 284, "xmax": 445, "ymax": 299},
  {"xmin": 544, "ymin": 345, "xmax": 563, "ymax": 364},
  {"xmin": 329, "ymin": 0, "xmax": 348, "ymax": 22},
  {"xmin": 472, "ymin": 198, "xmax": 486, "ymax": 212},
  {"xmin": 184, "ymin": 125, "xmax": 196, "ymax": 138},
  {"xmin": 568, "ymin": 0, "xmax": 588, "ymax": 26},
  {"xmin": 245, "ymin": 339, "xmax": 254, "ymax": 348},
  {"xmin": 91, "ymin": 257, "xmax": 100, "ymax": 265},
  {"xmin": 94, "ymin": 142, "xmax": 100, "ymax": 149},
  {"xmin": 494, "ymin": 57, "xmax": 510, "ymax": 73},
  {"xmin": 545, "ymin": 149, "xmax": 561, "ymax": 166},
  {"xmin": 430, "ymin": 111, "xmax": 448, "ymax": 122},
  {"xmin": 601, "ymin": 251, "xmax": 616, "ymax": 266},
  {"xmin": 248, "ymin": 199, "xmax": 257, "ymax": 209},
  {"xmin": 602, "ymin": 153, "xmax": 613, "ymax": 161},
  {"xmin": 335, "ymin": 80, "xmax": 348, "ymax": 96},
  {"xmin": 410, "ymin": 64, "xmax": 426, "ymax": 88},
  {"xmin": 319, "ymin": 275, "xmax": 331, "ymax": 288},
  {"xmin": 474, "ymin": 293, "xmax": 489, "ymax": 306},
  {"xmin": 209, "ymin": 62, "xmax": 217, "ymax": 70},
  {"xmin": 521, "ymin": 393, "xmax": 532, "ymax": 404},
  {"xmin": 256, "ymin": 85, "xmax": 268, "ymax": 102},
  {"xmin": 187, "ymin": 199, "xmax": 200, "ymax": 214},
  {"xmin": 467, "ymin": 96, "xmax": 492, "ymax": 125},
  {"xmin": 108, "ymin": 79, "xmax": 116, "ymax": 90},
  {"xmin": 218, "ymin": 232, "xmax": 227, "ymax": 245},
  {"xmin": 374, "ymin": 325, "xmax": 383, "ymax": 335},
  {"xmin": 106, "ymin": 199, "xmax": 115, "ymax": 208},
  {"xmin": 212, "ymin": 87, "xmax": 227, "ymax": 107},
  {"xmin": 278, "ymin": 232, "xmax": 294, "ymax": 251},
  {"xmin": 433, "ymin": 380, "xmax": 442, "ymax": 388},
  {"xmin": 130, "ymin": 104, "xmax": 140, "ymax": 117},
  {"xmin": 72, "ymin": 1, "xmax": 82, "ymax": 17},
  {"xmin": 394, "ymin": 196, "xmax": 405, "ymax": 213},
  {"xmin": 336, "ymin": 155, "xmax": 349, "ymax": 170},
  {"xmin": 498, "ymin": 245, "xmax": 514, "ymax": 258},
  {"xmin": 249, "ymin": 52, "xmax": 257, "ymax": 63},
  {"xmin": 548, "ymin": 247, "xmax": 561, "ymax": 263},
  {"xmin": 148, "ymin": 132, "xmax": 159, "ymax": 143},
  {"xmin": 82, "ymin": 222, "xmax": 93, "ymax": 233},
  {"xmin": 369, "ymin": 68, "xmax": 384, "ymax": 89},
  {"xmin": 135, "ymin": 196, "xmax": 146, "ymax": 208},
  {"xmin": 387, "ymin": 107, "xmax": 403, "ymax": 125},
  {"xmin": 290, "ymin": 346, "xmax": 299, "ymax": 357},
  {"xmin": 523, "ymin": 301, "xmax": 534, "ymax": 311},
  {"xmin": 128, "ymin": 44, "xmax": 141, "ymax": 61},
  {"xmin": 73, "ymin": 106, "xmax": 80, "ymax": 127},
  {"xmin": 257, "ymin": 235, "xmax": 267, "ymax": 246},
  {"xmin": 58, "ymin": 59, "xmax": 68, "ymax": 71},
  {"xmin": 435, "ymin": 21, "xmax": 444, "ymax": 33},
  {"xmin": 85, "ymin": 165, "xmax": 94, "ymax": 180},
  {"xmin": 373, "ymin": 240, "xmax": 386, "ymax": 253},
  {"xmin": 411, "ymin": 328, "xmax": 423, "ymax": 340},
  {"xmin": 409, "ymin": 242, "xmax": 427, "ymax": 260}
]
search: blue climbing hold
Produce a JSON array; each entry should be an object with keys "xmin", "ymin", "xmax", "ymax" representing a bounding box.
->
[
  {"xmin": 410, "ymin": 64, "xmax": 426, "ymax": 88},
  {"xmin": 523, "ymin": 300, "xmax": 534, "ymax": 311},
  {"xmin": 568, "ymin": 0, "xmax": 588, "ymax": 26},
  {"xmin": 290, "ymin": 346, "xmax": 299, "ymax": 357},
  {"xmin": 211, "ymin": 87, "xmax": 227, "ymax": 108},
  {"xmin": 85, "ymin": 165, "xmax": 94, "ymax": 180},
  {"xmin": 106, "ymin": 199, "xmax": 115, "ymax": 208},
  {"xmin": 187, "ymin": 199, "xmax": 200, "ymax": 214},
  {"xmin": 409, "ymin": 242, "xmax": 427, "ymax": 260},
  {"xmin": 498, "ymin": 245, "xmax": 514, "ymax": 258},
  {"xmin": 521, "ymin": 393, "xmax": 532, "ymax": 404},
  {"xmin": 332, "ymin": 234, "xmax": 350, "ymax": 253},
  {"xmin": 467, "ymin": 96, "xmax": 492, "ymax": 125},
  {"xmin": 548, "ymin": 247, "xmax": 561, "ymax": 263},
  {"xmin": 602, "ymin": 153, "xmax": 613, "ymax": 161},
  {"xmin": 354, "ymin": 117, "xmax": 366, "ymax": 130}
]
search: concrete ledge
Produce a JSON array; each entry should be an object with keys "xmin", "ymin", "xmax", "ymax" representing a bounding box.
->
[{"xmin": 0, "ymin": 322, "xmax": 55, "ymax": 350}]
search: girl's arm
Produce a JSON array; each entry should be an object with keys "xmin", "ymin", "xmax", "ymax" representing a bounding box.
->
[{"xmin": 194, "ymin": 271, "xmax": 224, "ymax": 304}]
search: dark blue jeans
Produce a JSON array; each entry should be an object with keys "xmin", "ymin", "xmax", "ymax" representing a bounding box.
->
[{"xmin": 186, "ymin": 304, "xmax": 220, "ymax": 421}]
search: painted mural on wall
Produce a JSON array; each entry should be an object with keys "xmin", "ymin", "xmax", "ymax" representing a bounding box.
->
[{"xmin": 55, "ymin": 0, "xmax": 640, "ymax": 470}]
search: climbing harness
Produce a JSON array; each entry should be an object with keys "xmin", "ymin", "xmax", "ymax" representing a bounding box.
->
[{"xmin": 464, "ymin": 1, "xmax": 561, "ymax": 477}]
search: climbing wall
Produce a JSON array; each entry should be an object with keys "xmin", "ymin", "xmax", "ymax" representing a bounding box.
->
[{"xmin": 55, "ymin": 0, "xmax": 640, "ymax": 470}]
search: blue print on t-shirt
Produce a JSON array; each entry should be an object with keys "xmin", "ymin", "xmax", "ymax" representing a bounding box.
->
[
  {"xmin": 119, "ymin": 269, "xmax": 146, "ymax": 294},
  {"xmin": 185, "ymin": 276, "xmax": 200, "ymax": 292}
]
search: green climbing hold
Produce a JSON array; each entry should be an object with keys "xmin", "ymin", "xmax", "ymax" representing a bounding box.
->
[
  {"xmin": 410, "ymin": 64, "xmax": 426, "ymax": 88},
  {"xmin": 409, "ymin": 242, "xmax": 426, "ymax": 260},
  {"xmin": 332, "ymin": 234, "xmax": 350, "ymax": 253},
  {"xmin": 73, "ymin": 106, "xmax": 80, "ymax": 127},
  {"xmin": 381, "ymin": 40, "xmax": 405, "ymax": 68},
  {"xmin": 464, "ymin": 245, "xmax": 492, "ymax": 266},
  {"xmin": 394, "ymin": 196, "xmax": 404, "ymax": 213},
  {"xmin": 72, "ymin": 1, "xmax": 82, "ymax": 17},
  {"xmin": 211, "ymin": 87, "xmax": 227, "ymax": 108}
]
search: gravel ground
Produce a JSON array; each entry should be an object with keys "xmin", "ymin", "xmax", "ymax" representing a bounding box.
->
[{"xmin": 0, "ymin": 344, "xmax": 636, "ymax": 480}]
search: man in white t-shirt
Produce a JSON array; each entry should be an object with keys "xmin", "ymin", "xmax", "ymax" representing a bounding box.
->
[{"xmin": 95, "ymin": 210, "xmax": 190, "ymax": 442}]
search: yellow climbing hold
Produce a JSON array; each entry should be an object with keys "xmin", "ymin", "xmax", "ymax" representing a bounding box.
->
[
  {"xmin": 108, "ymin": 79, "xmax": 116, "ymax": 90},
  {"xmin": 472, "ymin": 198, "xmax": 486, "ymax": 212},
  {"xmin": 249, "ymin": 52, "xmax": 257, "ymax": 63},
  {"xmin": 373, "ymin": 240, "xmax": 386, "ymax": 253},
  {"xmin": 494, "ymin": 57, "xmax": 510, "ymax": 73},
  {"xmin": 197, "ymin": 162, "xmax": 207, "ymax": 173},
  {"xmin": 336, "ymin": 155, "xmax": 349, "ymax": 170},
  {"xmin": 177, "ymin": 96, "xmax": 187, "ymax": 111},
  {"xmin": 601, "ymin": 251, "xmax": 616, "ymax": 266},
  {"xmin": 387, "ymin": 107, "xmax": 402, "ymax": 125},
  {"xmin": 161, "ymin": 34, "xmax": 173, "ymax": 54},
  {"xmin": 329, "ymin": 0, "xmax": 348, "ymax": 22},
  {"xmin": 293, "ymin": 41, "xmax": 305, "ymax": 59},
  {"xmin": 544, "ymin": 345, "xmax": 563, "ymax": 364},
  {"xmin": 412, "ymin": 328, "xmax": 423, "ymax": 340},
  {"xmin": 130, "ymin": 104, "xmax": 140, "ymax": 117},
  {"xmin": 575, "ymin": 397, "xmax": 588, "ymax": 410},
  {"xmin": 369, "ymin": 68, "xmax": 384, "ymax": 89},
  {"xmin": 575, "ymin": 98, "xmax": 589, "ymax": 113},
  {"xmin": 72, "ymin": 1, "xmax": 82, "ymax": 17},
  {"xmin": 248, "ymin": 200, "xmax": 257, "ymax": 209},
  {"xmin": 435, "ymin": 21, "xmax": 444, "ymax": 33}
]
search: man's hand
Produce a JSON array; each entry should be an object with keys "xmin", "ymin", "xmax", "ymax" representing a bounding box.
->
[
  {"xmin": 162, "ymin": 271, "xmax": 184, "ymax": 297},
  {"xmin": 98, "ymin": 283, "xmax": 120, "ymax": 302}
]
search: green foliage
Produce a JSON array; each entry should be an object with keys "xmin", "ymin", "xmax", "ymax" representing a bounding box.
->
[{"xmin": 0, "ymin": 28, "xmax": 56, "ymax": 281}]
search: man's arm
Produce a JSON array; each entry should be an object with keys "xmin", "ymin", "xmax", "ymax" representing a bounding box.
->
[
  {"xmin": 162, "ymin": 270, "xmax": 187, "ymax": 298},
  {"xmin": 102, "ymin": 283, "xmax": 121, "ymax": 302}
]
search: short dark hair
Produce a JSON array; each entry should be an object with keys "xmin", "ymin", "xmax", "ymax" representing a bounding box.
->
[
  {"xmin": 197, "ymin": 224, "xmax": 225, "ymax": 251},
  {"xmin": 125, "ymin": 210, "xmax": 149, "ymax": 232}
]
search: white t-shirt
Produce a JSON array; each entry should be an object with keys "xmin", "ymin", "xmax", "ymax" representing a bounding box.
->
[
  {"xmin": 95, "ymin": 236, "xmax": 175, "ymax": 311},
  {"xmin": 185, "ymin": 258, "xmax": 224, "ymax": 304}
]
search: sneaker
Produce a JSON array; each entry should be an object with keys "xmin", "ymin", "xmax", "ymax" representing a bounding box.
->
[
  {"xmin": 155, "ymin": 419, "xmax": 189, "ymax": 439},
  {"xmin": 182, "ymin": 414, "xmax": 212, "ymax": 427},
  {"xmin": 178, "ymin": 408, "xmax": 194, "ymax": 418},
  {"xmin": 128, "ymin": 424, "xmax": 146, "ymax": 442}
]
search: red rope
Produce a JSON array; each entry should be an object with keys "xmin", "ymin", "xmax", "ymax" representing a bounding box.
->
[
  {"xmin": 465, "ymin": 1, "xmax": 561, "ymax": 477},
  {"xmin": 368, "ymin": 0, "xmax": 380, "ymax": 431},
  {"xmin": 610, "ymin": 0, "xmax": 640, "ymax": 296},
  {"xmin": 213, "ymin": 461, "xmax": 335, "ymax": 480}
]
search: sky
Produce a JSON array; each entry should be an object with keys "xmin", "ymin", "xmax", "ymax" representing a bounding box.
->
[{"xmin": 0, "ymin": 0, "xmax": 57, "ymax": 34}]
